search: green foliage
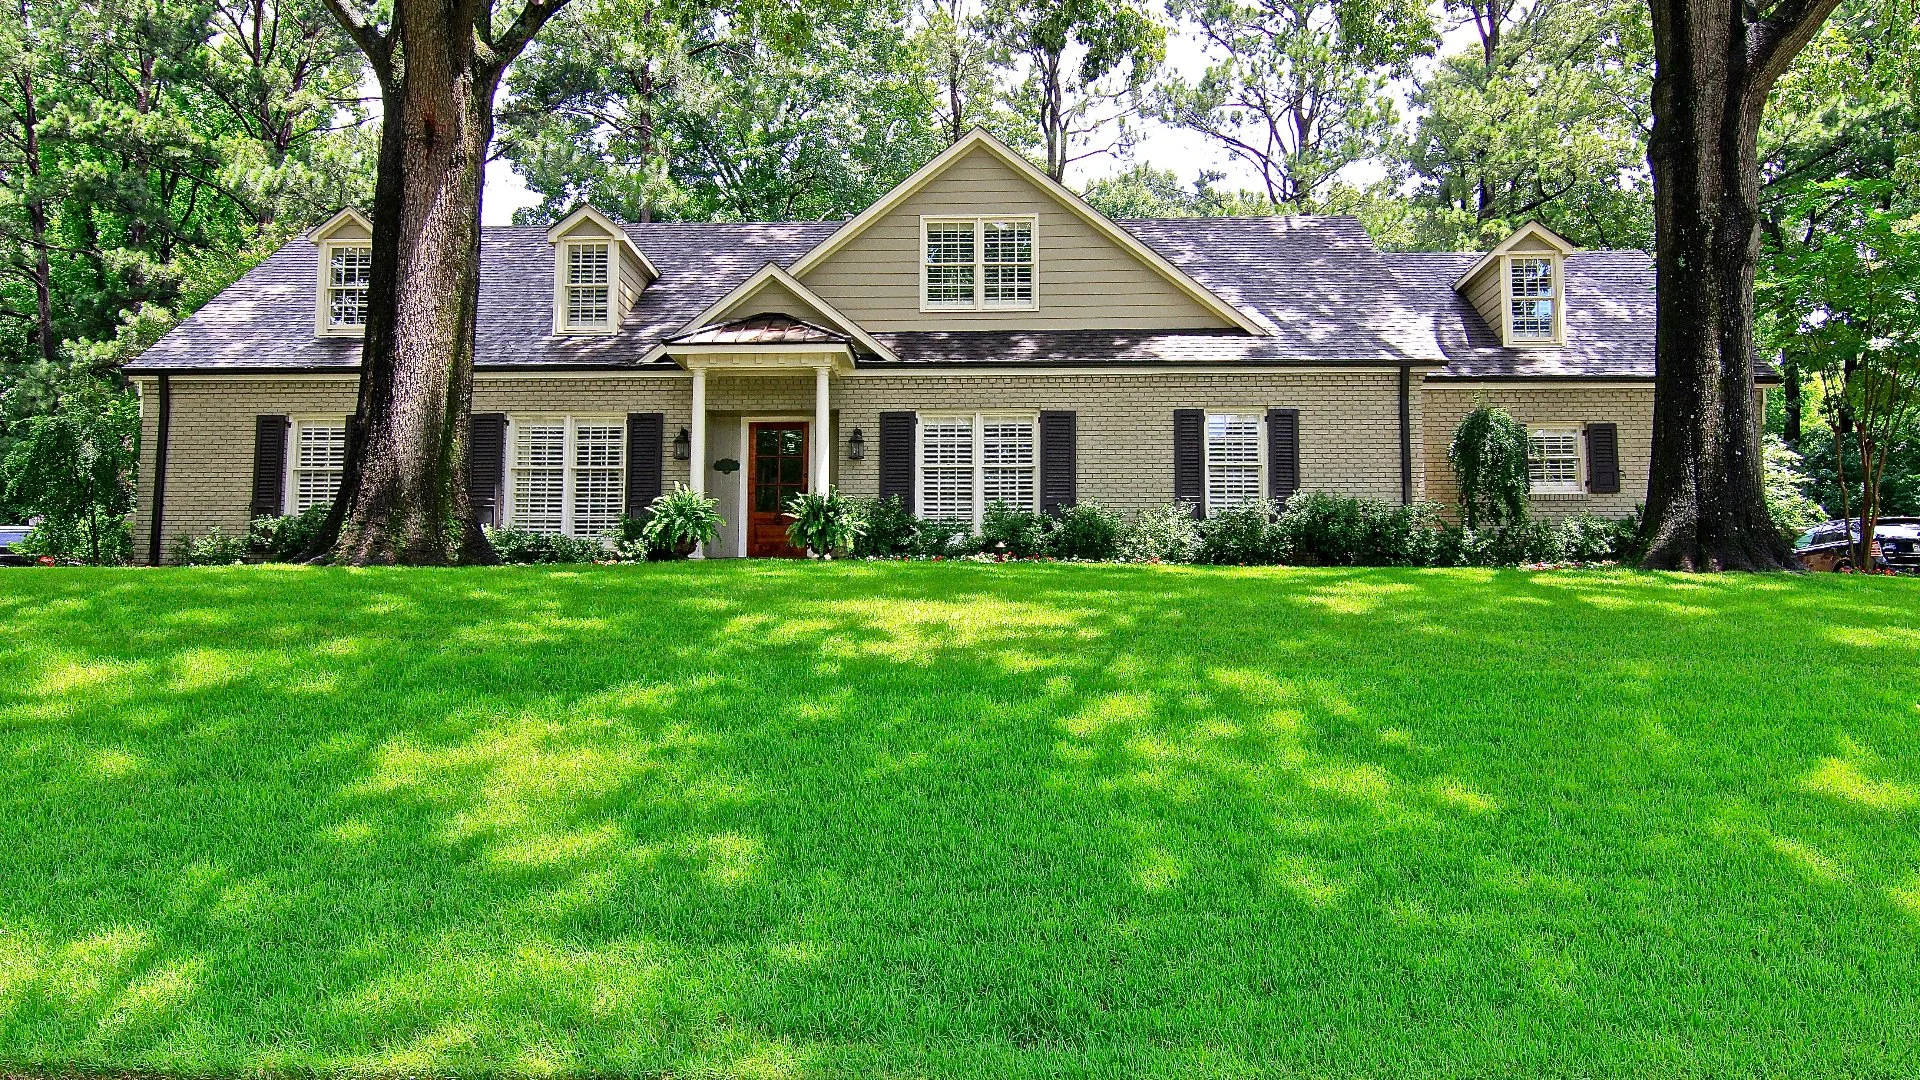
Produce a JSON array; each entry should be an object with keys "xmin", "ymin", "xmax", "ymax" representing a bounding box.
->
[
  {"xmin": 1449, "ymin": 405, "xmax": 1532, "ymax": 527},
  {"xmin": 169, "ymin": 526, "xmax": 250, "ymax": 566},
  {"xmin": 1154, "ymin": 0, "xmax": 1434, "ymax": 208},
  {"xmin": 15, "ymin": 515, "xmax": 134, "ymax": 566},
  {"xmin": 987, "ymin": 0, "xmax": 1166, "ymax": 180},
  {"xmin": 1555, "ymin": 511, "xmax": 1638, "ymax": 563},
  {"xmin": 1050, "ymin": 501, "xmax": 1123, "ymax": 560},
  {"xmin": 784, "ymin": 488, "xmax": 867, "ymax": 558},
  {"xmin": 851, "ymin": 496, "xmax": 919, "ymax": 558},
  {"xmin": 1192, "ymin": 499, "xmax": 1285, "ymax": 565},
  {"xmin": 909, "ymin": 518, "xmax": 978, "ymax": 558},
  {"xmin": 0, "ymin": 379, "xmax": 140, "ymax": 565},
  {"xmin": 639, "ymin": 484, "xmax": 725, "ymax": 557},
  {"xmin": 1761, "ymin": 436, "xmax": 1831, "ymax": 540},
  {"xmin": 247, "ymin": 504, "xmax": 332, "ymax": 562},
  {"xmin": 978, "ymin": 501, "xmax": 1050, "ymax": 557},
  {"xmin": 1118, "ymin": 502, "xmax": 1200, "ymax": 562},
  {"xmin": 1274, "ymin": 492, "xmax": 1447, "ymax": 567},
  {"xmin": 482, "ymin": 528, "xmax": 611, "ymax": 564}
]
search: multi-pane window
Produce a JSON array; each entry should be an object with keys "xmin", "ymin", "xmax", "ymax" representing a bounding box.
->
[
  {"xmin": 327, "ymin": 244, "xmax": 371, "ymax": 328},
  {"xmin": 982, "ymin": 220, "xmax": 1035, "ymax": 306},
  {"xmin": 1205, "ymin": 413, "xmax": 1264, "ymax": 515},
  {"xmin": 565, "ymin": 242, "xmax": 612, "ymax": 330},
  {"xmin": 923, "ymin": 217, "xmax": 1036, "ymax": 310},
  {"xmin": 1509, "ymin": 257, "xmax": 1556, "ymax": 340},
  {"xmin": 917, "ymin": 413, "xmax": 1039, "ymax": 527},
  {"xmin": 924, "ymin": 222, "xmax": 977, "ymax": 307},
  {"xmin": 291, "ymin": 420, "xmax": 346, "ymax": 511},
  {"xmin": 509, "ymin": 417, "xmax": 626, "ymax": 537},
  {"xmin": 1528, "ymin": 429, "xmax": 1581, "ymax": 493}
]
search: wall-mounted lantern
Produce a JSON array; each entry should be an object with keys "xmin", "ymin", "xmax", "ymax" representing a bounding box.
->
[
  {"xmin": 672, "ymin": 427, "xmax": 691, "ymax": 460},
  {"xmin": 846, "ymin": 427, "xmax": 866, "ymax": 461}
]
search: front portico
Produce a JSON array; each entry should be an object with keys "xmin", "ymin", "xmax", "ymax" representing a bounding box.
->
[{"xmin": 664, "ymin": 316, "xmax": 857, "ymax": 556}]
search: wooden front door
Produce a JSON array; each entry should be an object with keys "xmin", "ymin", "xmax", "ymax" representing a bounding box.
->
[{"xmin": 747, "ymin": 422, "xmax": 810, "ymax": 557}]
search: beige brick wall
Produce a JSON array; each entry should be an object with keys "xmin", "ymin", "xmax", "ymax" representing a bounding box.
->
[
  {"xmin": 138, "ymin": 369, "xmax": 1666, "ymax": 562},
  {"xmin": 1422, "ymin": 382, "xmax": 1654, "ymax": 520},
  {"xmin": 133, "ymin": 375, "xmax": 694, "ymax": 563}
]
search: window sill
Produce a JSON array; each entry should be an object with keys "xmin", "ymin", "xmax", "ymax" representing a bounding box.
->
[{"xmin": 1531, "ymin": 490, "xmax": 1588, "ymax": 501}]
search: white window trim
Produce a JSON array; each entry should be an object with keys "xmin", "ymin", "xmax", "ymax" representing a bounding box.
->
[
  {"xmin": 316, "ymin": 240, "xmax": 372, "ymax": 338},
  {"xmin": 1528, "ymin": 427, "xmax": 1584, "ymax": 495},
  {"xmin": 554, "ymin": 239, "xmax": 620, "ymax": 336},
  {"xmin": 918, "ymin": 215, "xmax": 1039, "ymax": 313},
  {"xmin": 913, "ymin": 411, "xmax": 1040, "ymax": 529},
  {"xmin": 502, "ymin": 415, "xmax": 629, "ymax": 537},
  {"xmin": 1500, "ymin": 253, "xmax": 1565, "ymax": 347},
  {"xmin": 283, "ymin": 417, "xmax": 348, "ymax": 514},
  {"xmin": 1204, "ymin": 411, "xmax": 1267, "ymax": 517}
]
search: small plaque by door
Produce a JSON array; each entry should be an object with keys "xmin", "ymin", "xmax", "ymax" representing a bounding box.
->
[{"xmin": 747, "ymin": 422, "xmax": 809, "ymax": 558}]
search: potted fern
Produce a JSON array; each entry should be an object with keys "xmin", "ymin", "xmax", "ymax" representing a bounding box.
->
[
  {"xmin": 784, "ymin": 487, "xmax": 866, "ymax": 558},
  {"xmin": 639, "ymin": 484, "xmax": 724, "ymax": 559}
]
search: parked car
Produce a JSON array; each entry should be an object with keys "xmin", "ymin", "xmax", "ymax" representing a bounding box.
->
[
  {"xmin": 0, "ymin": 526, "xmax": 29, "ymax": 566},
  {"xmin": 1793, "ymin": 517, "xmax": 1920, "ymax": 573}
]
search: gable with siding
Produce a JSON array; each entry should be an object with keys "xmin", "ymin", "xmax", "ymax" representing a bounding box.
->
[{"xmin": 797, "ymin": 144, "xmax": 1239, "ymax": 333}]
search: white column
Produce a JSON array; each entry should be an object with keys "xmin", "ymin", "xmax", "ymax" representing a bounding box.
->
[
  {"xmin": 689, "ymin": 366, "xmax": 707, "ymax": 497},
  {"xmin": 813, "ymin": 364, "xmax": 830, "ymax": 494}
]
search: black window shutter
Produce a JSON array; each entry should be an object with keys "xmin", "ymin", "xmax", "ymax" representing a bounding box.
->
[
  {"xmin": 467, "ymin": 413, "xmax": 507, "ymax": 526},
  {"xmin": 879, "ymin": 411, "xmax": 916, "ymax": 513},
  {"xmin": 626, "ymin": 412, "xmax": 665, "ymax": 517},
  {"xmin": 1586, "ymin": 422, "xmax": 1620, "ymax": 494},
  {"xmin": 1039, "ymin": 410, "xmax": 1076, "ymax": 515},
  {"xmin": 1267, "ymin": 408, "xmax": 1300, "ymax": 505},
  {"xmin": 1173, "ymin": 408, "xmax": 1204, "ymax": 517},
  {"xmin": 250, "ymin": 415, "xmax": 289, "ymax": 517}
]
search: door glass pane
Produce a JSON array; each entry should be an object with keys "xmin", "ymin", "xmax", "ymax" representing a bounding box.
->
[
  {"xmin": 757, "ymin": 428, "xmax": 779, "ymax": 455},
  {"xmin": 755, "ymin": 484, "xmax": 779, "ymax": 512},
  {"xmin": 782, "ymin": 429, "xmax": 804, "ymax": 455},
  {"xmin": 781, "ymin": 457, "xmax": 802, "ymax": 484},
  {"xmin": 757, "ymin": 456, "xmax": 777, "ymax": 483}
]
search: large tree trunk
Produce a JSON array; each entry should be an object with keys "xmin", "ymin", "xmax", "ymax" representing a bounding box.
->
[
  {"xmin": 313, "ymin": 0, "xmax": 568, "ymax": 564},
  {"xmin": 1637, "ymin": 0, "xmax": 1839, "ymax": 571}
]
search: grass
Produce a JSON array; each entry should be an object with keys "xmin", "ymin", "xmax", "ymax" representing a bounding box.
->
[{"xmin": 0, "ymin": 563, "xmax": 1917, "ymax": 1079}]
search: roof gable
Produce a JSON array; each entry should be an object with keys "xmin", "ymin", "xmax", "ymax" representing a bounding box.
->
[
  {"xmin": 674, "ymin": 262, "xmax": 900, "ymax": 362},
  {"xmin": 309, "ymin": 207, "xmax": 371, "ymax": 243},
  {"xmin": 549, "ymin": 205, "xmax": 661, "ymax": 282},
  {"xmin": 788, "ymin": 129, "xmax": 1268, "ymax": 335},
  {"xmin": 1451, "ymin": 221, "xmax": 1577, "ymax": 290}
]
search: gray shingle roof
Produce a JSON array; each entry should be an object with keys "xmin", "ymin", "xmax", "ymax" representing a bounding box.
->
[{"xmin": 128, "ymin": 215, "xmax": 1660, "ymax": 379}]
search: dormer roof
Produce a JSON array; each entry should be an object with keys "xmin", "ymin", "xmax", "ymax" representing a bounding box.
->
[
  {"xmin": 546, "ymin": 204, "xmax": 660, "ymax": 283},
  {"xmin": 1450, "ymin": 221, "xmax": 1577, "ymax": 291},
  {"xmin": 308, "ymin": 207, "xmax": 372, "ymax": 244}
]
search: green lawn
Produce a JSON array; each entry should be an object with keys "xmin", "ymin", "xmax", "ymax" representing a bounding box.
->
[{"xmin": 1, "ymin": 564, "xmax": 1917, "ymax": 1079}]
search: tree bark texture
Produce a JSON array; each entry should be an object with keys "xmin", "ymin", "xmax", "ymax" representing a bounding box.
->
[
  {"xmin": 1638, "ymin": 0, "xmax": 1839, "ymax": 570},
  {"xmin": 313, "ymin": 0, "xmax": 568, "ymax": 564}
]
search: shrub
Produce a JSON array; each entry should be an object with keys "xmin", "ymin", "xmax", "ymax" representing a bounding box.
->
[
  {"xmin": 170, "ymin": 526, "xmax": 249, "ymax": 566},
  {"xmin": 1274, "ymin": 492, "xmax": 1443, "ymax": 567},
  {"xmin": 852, "ymin": 496, "xmax": 917, "ymax": 557},
  {"xmin": 1445, "ymin": 521, "xmax": 1567, "ymax": 567},
  {"xmin": 15, "ymin": 515, "xmax": 134, "ymax": 566},
  {"xmin": 1449, "ymin": 405, "xmax": 1531, "ymax": 526},
  {"xmin": 1050, "ymin": 501, "xmax": 1123, "ymax": 561},
  {"xmin": 248, "ymin": 504, "xmax": 331, "ymax": 561},
  {"xmin": 1557, "ymin": 512, "xmax": 1634, "ymax": 563},
  {"xmin": 1763, "ymin": 435, "xmax": 1828, "ymax": 541},
  {"xmin": 910, "ymin": 518, "xmax": 977, "ymax": 558},
  {"xmin": 483, "ymin": 528, "xmax": 609, "ymax": 564},
  {"xmin": 979, "ymin": 501, "xmax": 1050, "ymax": 557},
  {"xmin": 1119, "ymin": 502, "xmax": 1201, "ymax": 562},
  {"xmin": 785, "ymin": 488, "xmax": 866, "ymax": 558},
  {"xmin": 639, "ymin": 484, "xmax": 724, "ymax": 558},
  {"xmin": 1193, "ymin": 499, "xmax": 1284, "ymax": 564}
]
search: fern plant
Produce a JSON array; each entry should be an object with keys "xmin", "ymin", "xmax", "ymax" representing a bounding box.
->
[
  {"xmin": 784, "ymin": 487, "xmax": 866, "ymax": 558},
  {"xmin": 640, "ymin": 484, "xmax": 724, "ymax": 558}
]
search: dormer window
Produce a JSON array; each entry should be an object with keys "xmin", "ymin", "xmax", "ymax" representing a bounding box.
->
[
  {"xmin": 1509, "ymin": 257, "xmax": 1556, "ymax": 340},
  {"xmin": 545, "ymin": 205, "xmax": 658, "ymax": 337},
  {"xmin": 921, "ymin": 216, "xmax": 1036, "ymax": 311},
  {"xmin": 309, "ymin": 207, "xmax": 375, "ymax": 338},
  {"xmin": 1451, "ymin": 222, "xmax": 1573, "ymax": 348},
  {"xmin": 564, "ymin": 242, "xmax": 611, "ymax": 330},
  {"xmin": 327, "ymin": 244, "xmax": 371, "ymax": 328}
]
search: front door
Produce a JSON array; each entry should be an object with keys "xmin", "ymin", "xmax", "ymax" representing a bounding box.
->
[{"xmin": 747, "ymin": 422, "xmax": 810, "ymax": 557}]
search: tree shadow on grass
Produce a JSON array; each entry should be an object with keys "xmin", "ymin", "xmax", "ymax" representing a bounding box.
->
[{"xmin": 0, "ymin": 565, "xmax": 1916, "ymax": 1078}]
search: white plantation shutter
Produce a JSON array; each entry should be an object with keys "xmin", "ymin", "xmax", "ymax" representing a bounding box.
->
[
  {"xmin": 1528, "ymin": 430, "xmax": 1580, "ymax": 492},
  {"xmin": 571, "ymin": 423, "xmax": 625, "ymax": 537},
  {"xmin": 920, "ymin": 418, "xmax": 976, "ymax": 521},
  {"xmin": 982, "ymin": 220, "xmax": 1034, "ymax": 306},
  {"xmin": 1205, "ymin": 414, "xmax": 1263, "ymax": 515},
  {"xmin": 328, "ymin": 246, "xmax": 371, "ymax": 327},
  {"xmin": 1509, "ymin": 257, "xmax": 1555, "ymax": 339},
  {"xmin": 982, "ymin": 419, "xmax": 1036, "ymax": 510},
  {"xmin": 512, "ymin": 422, "xmax": 568, "ymax": 534},
  {"xmin": 292, "ymin": 421, "xmax": 346, "ymax": 510},
  {"xmin": 924, "ymin": 222, "xmax": 977, "ymax": 307},
  {"xmin": 567, "ymin": 243, "xmax": 611, "ymax": 328}
]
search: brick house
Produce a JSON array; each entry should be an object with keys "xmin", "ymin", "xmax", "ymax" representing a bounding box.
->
[{"xmin": 125, "ymin": 129, "xmax": 1724, "ymax": 561}]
